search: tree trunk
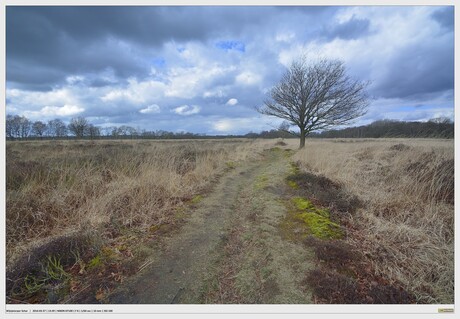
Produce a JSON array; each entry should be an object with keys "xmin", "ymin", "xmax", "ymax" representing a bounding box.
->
[{"xmin": 299, "ymin": 127, "xmax": 306, "ymax": 149}]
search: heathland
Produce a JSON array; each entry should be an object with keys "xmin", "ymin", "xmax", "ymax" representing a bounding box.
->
[{"xmin": 5, "ymin": 138, "xmax": 454, "ymax": 304}]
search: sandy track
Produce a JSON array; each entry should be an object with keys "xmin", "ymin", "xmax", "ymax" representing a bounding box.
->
[{"xmin": 108, "ymin": 148, "xmax": 314, "ymax": 304}]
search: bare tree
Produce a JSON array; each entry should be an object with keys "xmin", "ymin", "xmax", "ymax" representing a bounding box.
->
[
  {"xmin": 47, "ymin": 119, "xmax": 68, "ymax": 138},
  {"xmin": 258, "ymin": 57, "xmax": 369, "ymax": 148},
  {"xmin": 19, "ymin": 116, "xmax": 31, "ymax": 139},
  {"xmin": 87, "ymin": 124, "xmax": 101, "ymax": 139},
  {"xmin": 68, "ymin": 116, "xmax": 89, "ymax": 138},
  {"xmin": 6, "ymin": 115, "xmax": 17, "ymax": 138},
  {"xmin": 32, "ymin": 121, "xmax": 47, "ymax": 138},
  {"xmin": 6, "ymin": 115, "xmax": 30, "ymax": 139}
]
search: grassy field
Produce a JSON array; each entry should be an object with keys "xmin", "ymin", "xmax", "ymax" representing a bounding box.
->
[
  {"xmin": 6, "ymin": 138, "xmax": 271, "ymax": 302},
  {"xmin": 5, "ymin": 138, "xmax": 454, "ymax": 304},
  {"xmin": 293, "ymin": 138, "xmax": 454, "ymax": 303}
]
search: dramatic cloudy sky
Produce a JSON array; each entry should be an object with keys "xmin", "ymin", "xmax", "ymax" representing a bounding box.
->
[{"xmin": 6, "ymin": 5, "xmax": 454, "ymax": 134}]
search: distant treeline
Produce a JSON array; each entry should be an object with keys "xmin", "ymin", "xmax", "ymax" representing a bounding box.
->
[
  {"xmin": 5, "ymin": 114, "xmax": 453, "ymax": 140},
  {"xmin": 309, "ymin": 118, "xmax": 454, "ymax": 139}
]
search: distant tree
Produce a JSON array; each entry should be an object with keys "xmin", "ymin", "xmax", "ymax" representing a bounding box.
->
[
  {"xmin": 101, "ymin": 126, "xmax": 113, "ymax": 137},
  {"xmin": 115, "ymin": 126, "xmax": 126, "ymax": 136},
  {"xmin": 155, "ymin": 130, "xmax": 169, "ymax": 138},
  {"xmin": 87, "ymin": 124, "xmax": 100, "ymax": 139},
  {"xmin": 6, "ymin": 115, "xmax": 18, "ymax": 138},
  {"xmin": 258, "ymin": 57, "xmax": 369, "ymax": 148},
  {"xmin": 110, "ymin": 126, "xmax": 120, "ymax": 137},
  {"xmin": 314, "ymin": 119, "xmax": 453, "ymax": 139},
  {"xmin": 278, "ymin": 121, "xmax": 291, "ymax": 133},
  {"xmin": 32, "ymin": 121, "xmax": 47, "ymax": 138},
  {"xmin": 19, "ymin": 116, "xmax": 31, "ymax": 138},
  {"xmin": 48, "ymin": 119, "xmax": 68, "ymax": 138},
  {"xmin": 126, "ymin": 126, "xmax": 138, "ymax": 138},
  {"xmin": 112, "ymin": 125, "xmax": 137, "ymax": 138},
  {"xmin": 429, "ymin": 117, "xmax": 452, "ymax": 124},
  {"xmin": 6, "ymin": 114, "xmax": 32, "ymax": 138},
  {"xmin": 68, "ymin": 116, "xmax": 89, "ymax": 138}
]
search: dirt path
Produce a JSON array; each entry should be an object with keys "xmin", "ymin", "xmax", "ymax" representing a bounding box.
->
[{"xmin": 108, "ymin": 147, "xmax": 314, "ymax": 304}]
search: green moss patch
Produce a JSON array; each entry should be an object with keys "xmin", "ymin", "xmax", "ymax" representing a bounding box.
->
[
  {"xmin": 87, "ymin": 255, "xmax": 103, "ymax": 270},
  {"xmin": 279, "ymin": 197, "xmax": 343, "ymax": 241},
  {"xmin": 289, "ymin": 162, "xmax": 301, "ymax": 175},
  {"xmin": 190, "ymin": 194, "xmax": 203, "ymax": 204},
  {"xmin": 269, "ymin": 147, "xmax": 282, "ymax": 152},
  {"xmin": 254, "ymin": 174, "xmax": 269, "ymax": 189},
  {"xmin": 296, "ymin": 212, "xmax": 342, "ymax": 239},
  {"xmin": 225, "ymin": 161, "xmax": 237, "ymax": 170},
  {"xmin": 292, "ymin": 197, "xmax": 342, "ymax": 239},
  {"xmin": 292, "ymin": 197, "xmax": 329, "ymax": 218},
  {"xmin": 283, "ymin": 149, "xmax": 295, "ymax": 158},
  {"xmin": 287, "ymin": 180, "xmax": 299, "ymax": 189}
]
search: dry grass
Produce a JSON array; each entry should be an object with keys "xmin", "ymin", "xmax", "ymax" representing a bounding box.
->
[
  {"xmin": 292, "ymin": 138, "xmax": 454, "ymax": 303},
  {"xmin": 6, "ymin": 138, "xmax": 273, "ymax": 301}
]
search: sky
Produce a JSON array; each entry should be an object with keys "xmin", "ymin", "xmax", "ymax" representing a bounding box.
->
[{"xmin": 5, "ymin": 5, "xmax": 455, "ymax": 135}]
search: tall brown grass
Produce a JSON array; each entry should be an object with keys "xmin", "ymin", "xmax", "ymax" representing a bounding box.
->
[
  {"xmin": 292, "ymin": 138, "xmax": 454, "ymax": 303},
  {"xmin": 6, "ymin": 139, "xmax": 270, "ymax": 268}
]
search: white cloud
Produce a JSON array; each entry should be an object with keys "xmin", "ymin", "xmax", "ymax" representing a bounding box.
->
[
  {"xmin": 7, "ymin": 89, "xmax": 21, "ymax": 97},
  {"xmin": 275, "ymin": 31, "xmax": 296, "ymax": 43},
  {"xmin": 101, "ymin": 78, "xmax": 166, "ymax": 103},
  {"xmin": 24, "ymin": 104, "xmax": 84, "ymax": 118},
  {"xmin": 226, "ymin": 98, "xmax": 238, "ymax": 106},
  {"xmin": 6, "ymin": 88, "xmax": 78, "ymax": 107},
  {"xmin": 165, "ymin": 64, "xmax": 234, "ymax": 99},
  {"xmin": 203, "ymin": 89, "xmax": 226, "ymax": 98},
  {"xmin": 6, "ymin": 88, "xmax": 85, "ymax": 119},
  {"xmin": 212, "ymin": 117, "xmax": 265, "ymax": 133},
  {"xmin": 173, "ymin": 105, "xmax": 201, "ymax": 116},
  {"xmin": 66, "ymin": 75, "xmax": 85, "ymax": 85},
  {"xmin": 139, "ymin": 104, "xmax": 161, "ymax": 114},
  {"xmin": 43, "ymin": 105, "xmax": 84, "ymax": 116},
  {"xmin": 213, "ymin": 119, "xmax": 233, "ymax": 132},
  {"xmin": 235, "ymin": 71, "xmax": 261, "ymax": 86},
  {"xmin": 100, "ymin": 90, "xmax": 128, "ymax": 102}
]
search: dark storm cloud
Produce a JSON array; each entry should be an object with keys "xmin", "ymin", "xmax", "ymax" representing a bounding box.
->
[
  {"xmin": 7, "ymin": 60, "xmax": 65, "ymax": 91},
  {"xmin": 6, "ymin": 6, "xmax": 340, "ymax": 90},
  {"xmin": 372, "ymin": 36, "xmax": 454, "ymax": 99},
  {"xmin": 88, "ymin": 78, "xmax": 119, "ymax": 88},
  {"xmin": 6, "ymin": 7, "xmax": 152, "ymax": 88},
  {"xmin": 6, "ymin": 6, "xmax": 273, "ymax": 88},
  {"xmin": 7, "ymin": 6, "xmax": 215, "ymax": 52},
  {"xmin": 431, "ymin": 6, "xmax": 454, "ymax": 30},
  {"xmin": 324, "ymin": 16, "xmax": 371, "ymax": 40}
]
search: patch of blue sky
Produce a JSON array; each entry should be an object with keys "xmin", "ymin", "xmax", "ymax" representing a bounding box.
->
[
  {"xmin": 152, "ymin": 57, "xmax": 166, "ymax": 67},
  {"xmin": 215, "ymin": 40, "xmax": 245, "ymax": 52}
]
